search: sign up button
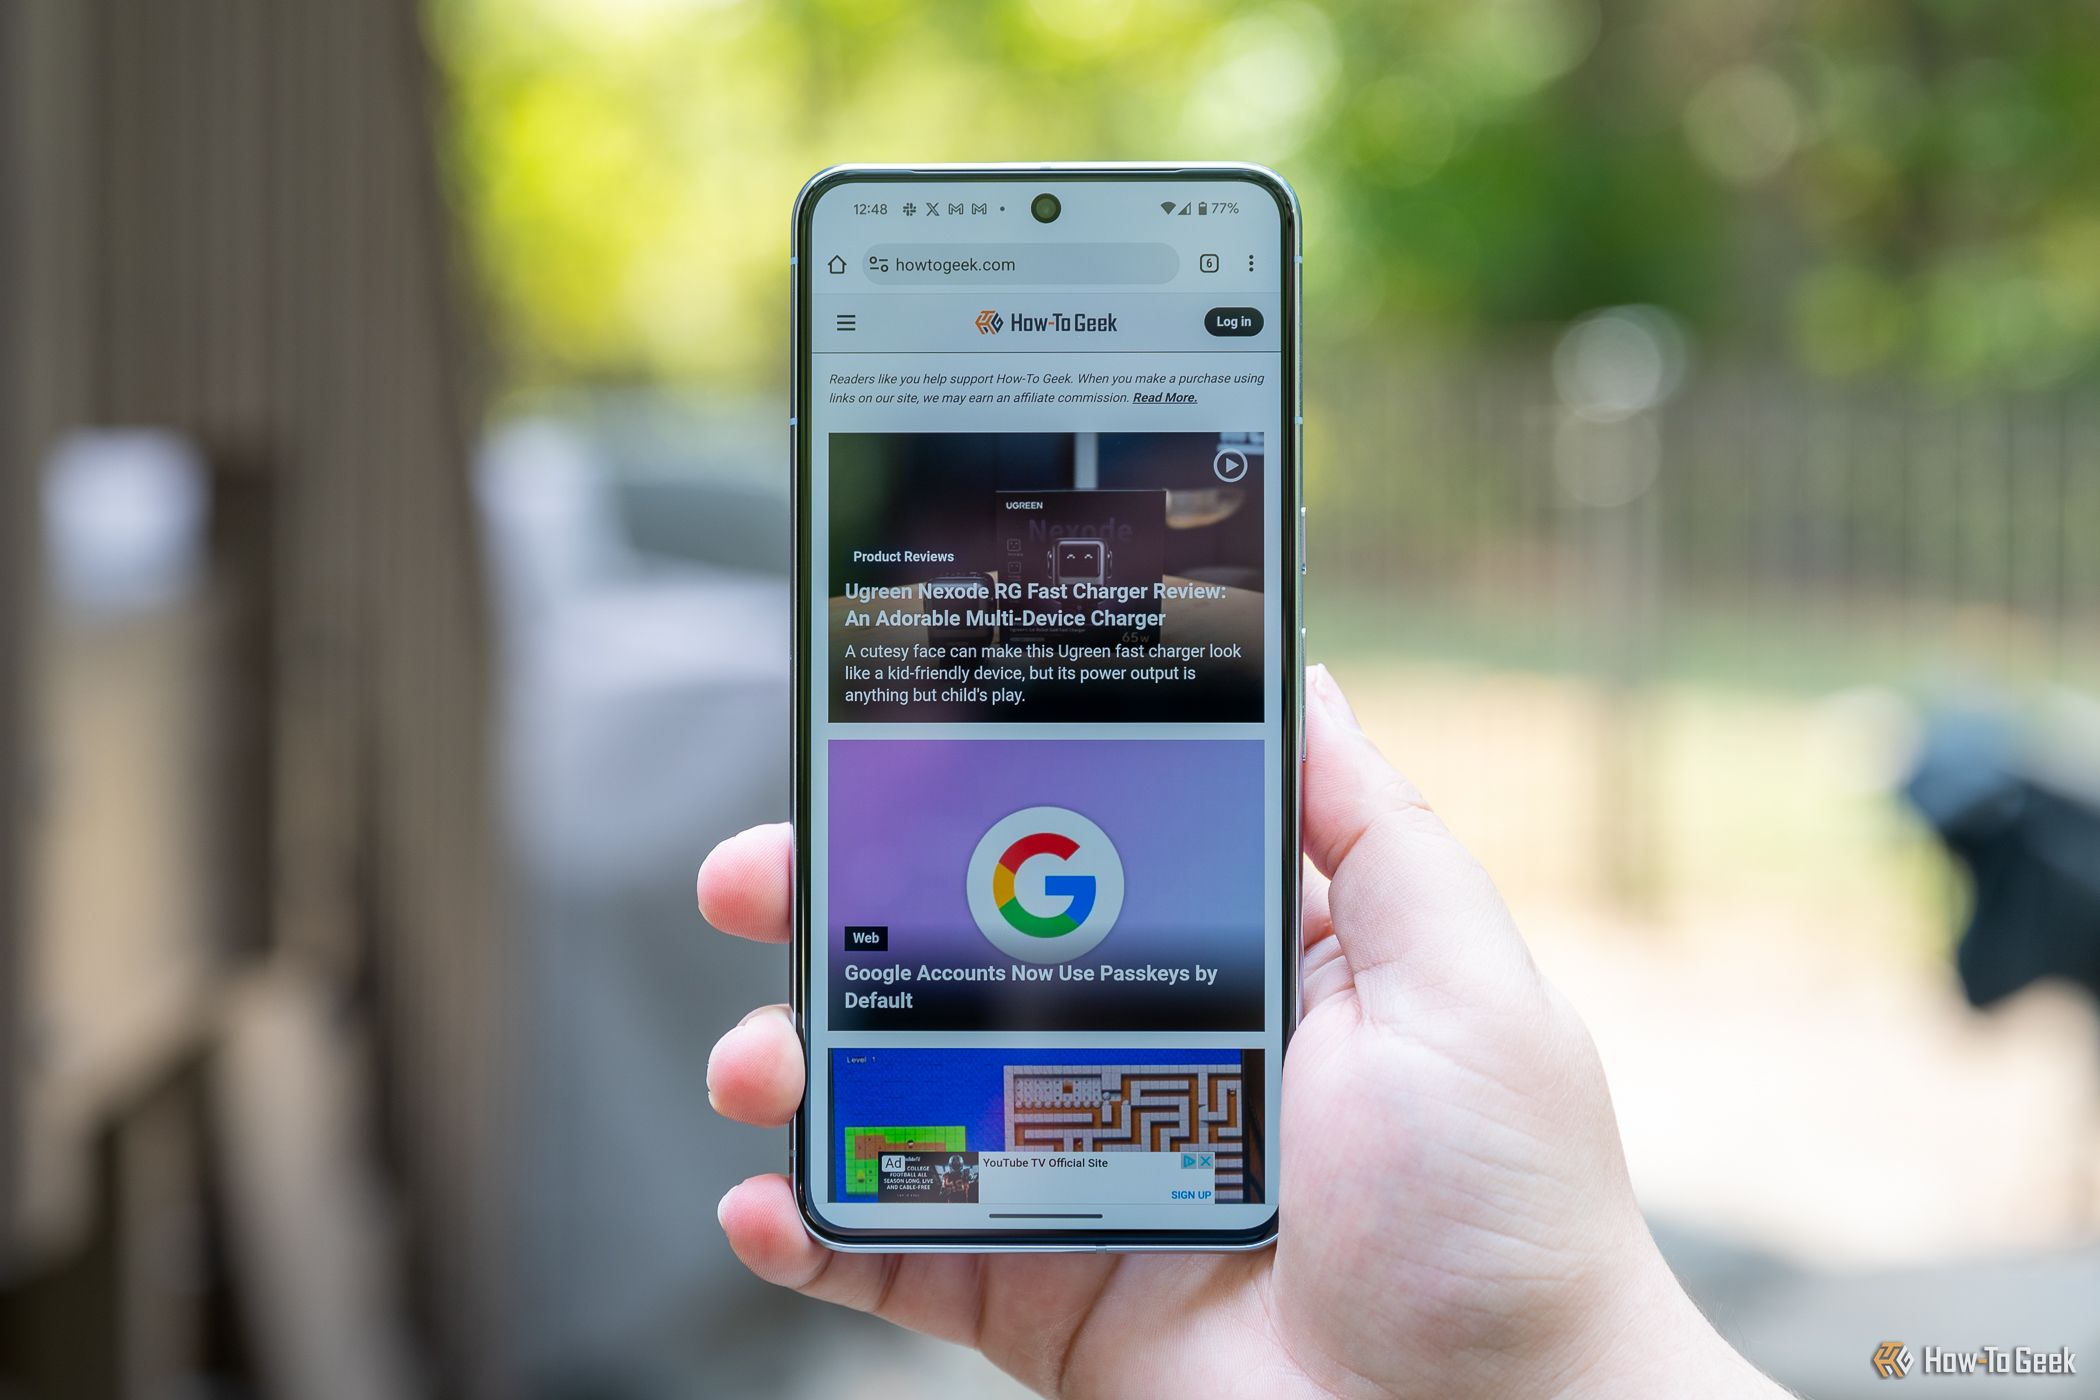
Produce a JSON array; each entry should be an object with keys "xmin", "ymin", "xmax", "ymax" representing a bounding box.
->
[{"xmin": 1204, "ymin": 306, "xmax": 1264, "ymax": 337}]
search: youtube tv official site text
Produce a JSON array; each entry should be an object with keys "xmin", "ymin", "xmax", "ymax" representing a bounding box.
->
[{"xmin": 800, "ymin": 172, "xmax": 1295, "ymax": 1239}]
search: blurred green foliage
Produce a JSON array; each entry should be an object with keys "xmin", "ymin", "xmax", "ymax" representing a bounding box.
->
[{"xmin": 432, "ymin": 0, "xmax": 2100, "ymax": 394}]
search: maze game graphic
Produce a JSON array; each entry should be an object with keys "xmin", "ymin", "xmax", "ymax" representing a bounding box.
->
[
  {"xmin": 1004, "ymin": 1064, "xmax": 1252, "ymax": 1202},
  {"xmin": 844, "ymin": 1125, "xmax": 967, "ymax": 1196}
]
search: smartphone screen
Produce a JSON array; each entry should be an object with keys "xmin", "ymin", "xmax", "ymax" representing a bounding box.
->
[{"xmin": 791, "ymin": 167, "xmax": 1299, "ymax": 1247}]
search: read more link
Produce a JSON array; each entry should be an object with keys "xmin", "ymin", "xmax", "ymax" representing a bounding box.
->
[{"xmin": 965, "ymin": 806, "xmax": 1124, "ymax": 963}]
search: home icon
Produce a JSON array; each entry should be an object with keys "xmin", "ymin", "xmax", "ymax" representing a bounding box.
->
[{"xmin": 826, "ymin": 255, "xmax": 847, "ymax": 274}]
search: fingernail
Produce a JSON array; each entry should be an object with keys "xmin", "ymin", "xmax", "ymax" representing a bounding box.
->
[
  {"xmin": 1310, "ymin": 663, "xmax": 1362, "ymax": 731},
  {"xmin": 717, "ymin": 1189, "xmax": 732, "ymax": 1229},
  {"xmin": 739, "ymin": 1004, "xmax": 793, "ymax": 1030}
]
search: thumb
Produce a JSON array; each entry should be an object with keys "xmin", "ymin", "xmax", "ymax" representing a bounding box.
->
[{"xmin": 1301, "ymin": 665, "xmax": 1535, "ymax": 1021}]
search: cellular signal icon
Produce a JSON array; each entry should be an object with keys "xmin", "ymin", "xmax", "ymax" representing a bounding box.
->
[{"xmin": 1178, "ymin": 202, "xmax": 1193, "ymax": 215}]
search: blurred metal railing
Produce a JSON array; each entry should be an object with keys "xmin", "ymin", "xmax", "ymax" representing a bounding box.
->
[
  {"xmin": 1311, "ymin": 350, "xmax": 2100, "ymax": 682},
  {"xmin": 1305, "ymin": 343, "xmax": 2100, "ymax": 908}
]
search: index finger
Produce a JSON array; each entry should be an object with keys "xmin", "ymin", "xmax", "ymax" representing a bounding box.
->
[{"xmin": 697, "ymin": 822, "xmax": 794, "ymax": 943}]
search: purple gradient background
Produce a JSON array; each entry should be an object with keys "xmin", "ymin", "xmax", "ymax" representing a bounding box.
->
[{"xmin": 827, "ymin": 739, "xmax": 1265, "ymax": 1029}]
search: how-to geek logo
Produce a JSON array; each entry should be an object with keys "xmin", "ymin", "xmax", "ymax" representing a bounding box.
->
[{"xmin": 972, "ymin": 309, "xmax": 1119, "ymax": 336}]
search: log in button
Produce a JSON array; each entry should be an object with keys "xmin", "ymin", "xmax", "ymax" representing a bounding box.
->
[{"xmin": 1204, "ymin": 306, "xmax": 1264, "ymax": 336}]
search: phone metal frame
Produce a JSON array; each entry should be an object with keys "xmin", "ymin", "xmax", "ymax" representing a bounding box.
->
[{"xmin": 789, "ymin": 163, "xmax": 1302, "ymax": 1252}]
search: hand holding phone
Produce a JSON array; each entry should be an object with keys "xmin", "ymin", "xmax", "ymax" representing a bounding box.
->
[{"xmin": 704, "ymin": 669, "xmax": 1784, "ymax": 1397}]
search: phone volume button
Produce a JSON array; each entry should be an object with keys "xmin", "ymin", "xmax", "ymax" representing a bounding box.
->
[{"xmin": 1299, "ymin": 627, "xmax": 1309, "ymax": 762}]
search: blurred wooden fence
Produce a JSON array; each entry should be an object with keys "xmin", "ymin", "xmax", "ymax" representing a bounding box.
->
[
  {"xmin": 0, "ymin": 0, "xmax": 25, "ymax": 1290},
  {"xmin": 1, "ymin": 2, "xmax": 508, "ymax": 1397}
]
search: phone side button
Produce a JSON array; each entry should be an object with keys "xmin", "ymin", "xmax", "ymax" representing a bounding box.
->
[{"xmin": 1299, "ymin": 626, "xmax": 1308, "ymax": 762}]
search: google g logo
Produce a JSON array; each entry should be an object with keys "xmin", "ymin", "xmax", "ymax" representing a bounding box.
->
[{"xmin": 966, "ymin": 807, "xmax": 1124, "ymax": 963}]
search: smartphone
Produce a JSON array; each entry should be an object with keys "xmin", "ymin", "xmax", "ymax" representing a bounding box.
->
[{"xmin": 790, "ymin": 164, "xmax": 1301, "ymax": 1250}]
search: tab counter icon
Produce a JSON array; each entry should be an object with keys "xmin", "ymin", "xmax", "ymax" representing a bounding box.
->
[{"xmin": 975, "ymin": 309, "xmax": 1003, "ymax": 334}]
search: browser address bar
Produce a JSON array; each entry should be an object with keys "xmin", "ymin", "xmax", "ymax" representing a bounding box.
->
[{"xmin": 860, "ymin": 242, "xmax": 1180, "ymax": 285}]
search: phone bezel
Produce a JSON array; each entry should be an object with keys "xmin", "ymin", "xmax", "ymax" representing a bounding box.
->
[{"xmin": 788, "ymin": 163, "xmax": 1301, "ymax": 1251}]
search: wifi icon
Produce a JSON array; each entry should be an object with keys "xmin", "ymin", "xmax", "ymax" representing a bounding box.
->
[{"xmin": 1159, "ymin": 201, "xmax": 1175, "ymax": 214}]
